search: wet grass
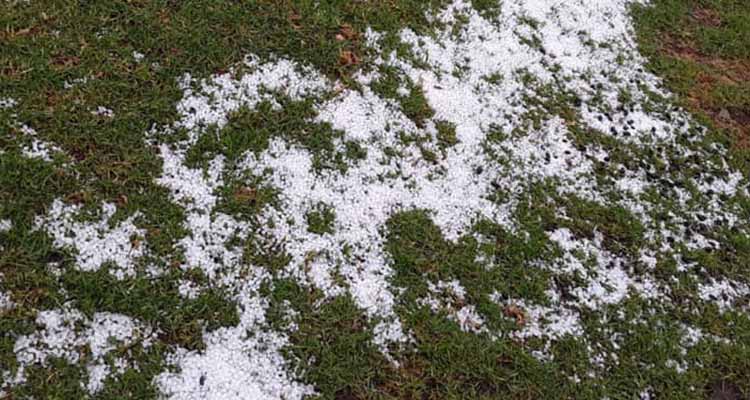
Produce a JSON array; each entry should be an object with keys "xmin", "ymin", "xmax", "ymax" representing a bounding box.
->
[
  {"xmin": 632, "ymin": 0, "xmax": 750, "ymax": 171},
  {"xmin": 1, "ymin": 0, "xmax": 749, "ymax": 398}
]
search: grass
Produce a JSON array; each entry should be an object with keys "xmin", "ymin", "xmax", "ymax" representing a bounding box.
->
[
  {"xmin": 632, "ymin": 0, "xmax": 750, "ymax": 171},
  {"xmin": 1, "ymin": 0, "xmax": 749, "ymax": 398},
  {"xmin": 0, "ymin": 1, "xmax": 450, "ymax": 396}
]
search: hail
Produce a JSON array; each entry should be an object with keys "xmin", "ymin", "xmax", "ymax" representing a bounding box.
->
[
  {"xmin": 146, "ymin": 0, "xmax": 750, "ymax": 379},
  {"xmin": 0, "ymin": 290, "xmax": 14, "ymax": 312},
  {"xmin": 155, "ymin": 275, "xmax": 314, "ymax": 400},
  {"xmin": 4, "ymin": 307, "xmax": 154, "ymax": 394},
  {"xmin": 381, "ymin": 0, "xmax": 747, "ymax": 347},
  {"xmin": 151, "ymin": 57, "xmax": 326, "ymax": 399},
  {"xmin": 1, "ymin": 98, "xmax": 64, "ymax": 161},
  {"xmin": 91, "ymin": 106, "xmax": 114, "ymax": 118},
  {"xmin": 420, "ymin": 280, "xmax": 487, "ymax": 334},
  {"xmin": 35, "ymin": 200, "xmax": 146, "ymax": 279},
  {"xmin": 10, "ymin": 0, "xmax": 747, "ymax": 395},
  {"xmin": 17, "ymin": 124, "xmax": 63, "ymax": 162}
]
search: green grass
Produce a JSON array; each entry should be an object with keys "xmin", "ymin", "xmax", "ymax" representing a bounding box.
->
[
  {"xmin": 0, "ymin": 1, "xmax": 451, "ymax": 396},
  {"xmin": 632, "ymin": 0, "xmax": 750, "ymax": 172},
  {"xmin": 1, "ymin": 0, "xmax": 750, "ymax": 398}
]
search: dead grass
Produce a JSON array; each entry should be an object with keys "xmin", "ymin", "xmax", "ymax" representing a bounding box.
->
[{"xmin": 659, "ymin": 5, "xmax": 750, "ymax": 149}]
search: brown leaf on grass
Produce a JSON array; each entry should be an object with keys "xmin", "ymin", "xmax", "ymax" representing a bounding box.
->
[
  {"xmin": 65, "ymin": 191, "xmax": 89, "ymax": 205},
  {"xmin": 504, "ymin": 305, "xmax": 526, "ymax": 327},
  {"xmin": 51, "ymin": 54, "xmax": 80, "ymax": 69},
  {"xmin": 233, "ymin": 187, "xmax": 257, "ymax": 204},
  {"xmin": 338, "ymin": 50, "xmax": 360, "ymax": 67},
  {"xmin": 289, "ymin": 11, "xmax": 303, "ymax": 30},
  {"xmin": 339, "ymin": 24, "xmax": 356, "ymax": 40},
  {"xmin": 147, "ymin": 228, "xmax": 162, "ymax": 239},
  {"xmin": 116, "ymin": 194, "xmax": 128, "ymax": 207}
]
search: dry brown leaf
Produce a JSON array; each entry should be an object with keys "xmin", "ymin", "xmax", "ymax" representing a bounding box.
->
[
  {"xmin": 234, "ymin": 187, "xmax": 258, "ymax": 203},
  {"xmin": 289, "ymin": 11, "xmax": 303, "ymax": 30},
  {"xmin": 339, "ymin": 24, "xmax": 356, "ymax": 40},
  {"xmin": 65, "ymin": 191, "xmax": 88, "ymax": 204},
  {"xmin": 338, "ymin": 50, "xmax": 359, "ymax": 67},
  {"xmin": 504, "ymin": 305, "xmax": 526, "ymax": 327},
  {"xmin": 116, "ymin": 194, "xmax": 128, "ymax": 206}
]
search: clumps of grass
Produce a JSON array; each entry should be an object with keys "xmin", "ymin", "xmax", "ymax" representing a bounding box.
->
[
  {"xmin": 61, "ymin": 268, "xmax": 239, "ymax": 351},
  {"xmin": 87, "ymin": 345, "xmax": 168, "ymax": 400},
  {"xmin": 0, "ymin": 153, "xmax": 78, "ymax": 223},
  {"xmin": 185, "ymin": 98, "xmax": 363, "ymax": 173},
  {"xmin": 400, "ymin": 86, "xmax": 436, "ymax": 129},
  {"xmin": 305, "ymin": 203, "xmax": 336, "ymax": 235},
  {"xmin": 470, "ymin": 0, "xmax": 502, "ymax": 20},
  {"xmin": 632, "ymin": 0, "xmax": 750, "ymax": 172},
  {"xmin": 385, "ymin": 209, "xmax": 552, "ymax": 331},
  {"xmin": 11, "ymin": 358, "xmax": 89, "ymax": 400},
  {"xmin": 382, "ymin": 209, "xmax": 573, "ymax": 398},
  {"xmin": 265, "ymin": 279, "xmax": 393, "ymax": 399},
  {"xmin": 0, "ymin": 227, "xmax": 68, "ymax": 331},
  {"xmin": 370, "ymin": 66, "xmax": 461, "ymax": 163},
  {"xmin": 11, "ymin": 345, "xmax": 168, "ymax": 400},
  {"xmin": 435, "ymin": 120, "xmax": 459, "ymax": 149},
  {"xmin": 266, "ymin": 278, "xmax": 565, "ymax": 399},
  {"xmin": 216, "ymin": 177, "xmax": 279, "ymax": 222},
  {"xmin": 559, "ymin": 197, "xmax": 645, "ymax": 256},
  {"xmin": 681, "ymin": 229, "xmax": 750, "ymax": 281},
  {"xmin": 371, "ymin": 66, "xmax": 435, "ymax": 127}
]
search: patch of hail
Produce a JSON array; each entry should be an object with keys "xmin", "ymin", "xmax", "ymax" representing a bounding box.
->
[
  {"xmin": 2, "ymin": 307, "xmax": 154, "ymax": 395},
  {"xmin": 0, "ymin": 290, "xmax": 14, "ymax": 312},
  {"xmin": 155, "ymin": 275, "xmax": 314, "ymax": 400},
  {"xmin": 1, "ymin": 98, "xmax": 64, "ymax": 161},
  {"xmin": 35, "ymin": 200, "xmax": 146, "ymax": 279},
  {"xmin": 91, "ymin": 106, "xmax": 114, "ymax": 118},
  {"xmin": 143, "ymin": 0, "xmax": 749, "ymax": 393},
  {"xmin": 150, "ymin": 58, "xmax": 324, "ymax": 400},
  {"xmin": 698, "ymin": 279, "xmax": 750, "ymax": 313},
  {"xmin": 15, "ymin": 0, "xmax": 748, "ymax": 396},
  {"xmin": 0, "ymin": 97, "xmax": 16, "ymax": 109},
  {"xmin": 419, "ymin": 280, "xmax": 486, "ymax": 333}
]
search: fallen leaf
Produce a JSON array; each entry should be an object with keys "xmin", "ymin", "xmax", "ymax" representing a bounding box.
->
[
  {"xmin": 339, "ymin": 50, "xmax": 359, "ymax": 67},
  {"xmin": 504, "ymin": 305, "xmax": 526, "ymax": 327},
  {"xmin": 289, "ymin": 11, "xmax": 302, "ymax": 30},
  {"xmin": 339, "ymin": 24, "xmax": 356, "ymax": 40},
  {"xmin": 65, "ymin": 191, "xmax": 88, "ymax": 204},
  {"xmin": 234, "ymin": 187, "xmax": 258, "ymax": 203}
]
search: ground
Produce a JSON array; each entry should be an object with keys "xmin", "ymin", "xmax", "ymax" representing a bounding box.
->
[{"xmin": 1, "ymin": 0, "xmax": 749, "ymax": 399}]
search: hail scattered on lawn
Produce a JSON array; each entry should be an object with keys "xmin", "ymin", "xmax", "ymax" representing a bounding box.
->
[
  {"xmin": 6, "ymin": 307, "xmax": 155, "ymax": 394},
  {"xmin": 34, "ymin": 200, "xmax": 146, "ymax": 280},
  {"xmin": 2, "ymin": 98, "xmax": 64, "ymax": 162},
  {"xmin": 6, "ymin": 0, "xmax": 750, "ymax": 398}
]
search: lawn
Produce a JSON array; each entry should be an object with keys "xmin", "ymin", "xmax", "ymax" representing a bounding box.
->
[{"xmin": 1, "ymin": 0, "xmax": 749, "ymax": 399}]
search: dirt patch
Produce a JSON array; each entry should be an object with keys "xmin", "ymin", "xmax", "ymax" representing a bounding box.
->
[
  {"xmin": 661, "ymin": 28, "xmax": 750, "ymax": 149},
  {"xmin": 692, "ymin": 6, "xmax": 722, "ymax": 28},
  {"xmin": 709, "ymin": 380, "xmax": 746, "ymax": 400}
]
